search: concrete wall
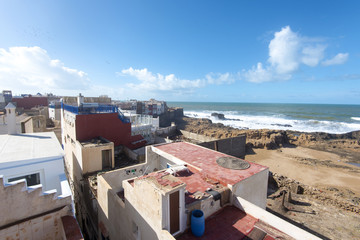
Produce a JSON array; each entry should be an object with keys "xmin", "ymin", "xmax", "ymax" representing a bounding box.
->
[
  {"xmin": 180, "ymin": 130, "xmax": 218, "ymax": 142},
  {"xmin": 233, "ymin": 196, "xmax": 321, "ymax": 240},
  {"xmin": 97, "ymin": 164, "xmax": 183, "ymax": 240},
  {"xmin": 81, "ymin": 143, "xmax": 114, "ymax": 174},
  {"xmin": 75, "ymin": 113, "xmax": 145, "ymax": 150},
  {"xmin": 0, "ymin": 176, "xmax": 72, "ymax": 228},
  {"xmin": 180, "ymin": 130, "xmax": 246, "ymax": 158},
  {"xmin": 230, "ymin": 168, "xmax": 269, "ymax": 209},
  {"xmin": 0, "ymin": 156, "xmax": 66, "ymax": 195},
  {"xmin": 12, "ymin": 97, "xmax": 48, "ymax": 109},
  {"xmin": 0, "ymin": 206, "xmax": 71, "ymax": 240},
  {"xmin": 155, "ymin": 125, "xmax": 177, "ymax": 136},
  {"xmin": 49, "ymin": 107, "xmax": 61, "ymax": 121},
  {"xmin": 159, "ymin": 108, "xmax": 183, "ymax": 127},
  {"xmin": 198, "ymin": 135, "xmax": 246, "ymax": 158},
  {"xmin": 21, "ymin": 115, "xmax": 46, "ymax": 133}
]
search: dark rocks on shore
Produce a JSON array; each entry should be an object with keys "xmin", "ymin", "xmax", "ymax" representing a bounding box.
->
[
  {"xmin": 211, "ymin": 112, "xmax": 225, "ymax": 120},
  {"xmin": 271, "ymin": 123, "xmax": 293, "ymax": 128},
  {"xmin": 211, "ymin": 112, "xmax": 243, "ymax": 121}
]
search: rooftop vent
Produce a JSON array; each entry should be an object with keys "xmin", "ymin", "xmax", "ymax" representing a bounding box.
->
[{"xmin": 216, "ymin": 157, "xmax": 250, "ymax": 170}]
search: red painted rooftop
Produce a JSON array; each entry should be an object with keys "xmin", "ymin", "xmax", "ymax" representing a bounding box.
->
[
  {"xmin": 154, "ymin": 142, "xmax": 268, "ymax": 186},
  {"xmin": 177, "ymin": 206, "xmax": 281, "ymax": 240}
]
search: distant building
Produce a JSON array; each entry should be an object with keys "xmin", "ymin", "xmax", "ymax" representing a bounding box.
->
[
  {"xmin": 49, "ymin": 101, "xmax": 62, "ymax": 121},
  {"xmin": 12, "ymin": 95, "xmax": 48, "ymax": 109},
  {"xmin": 117, "ymin": 99, "xmax": 167, "ymax": 117},
  {"xmin": 61, "ymin": 94, "xmax": 147, "ymax": 239},
  {"xmin": 0, "ymin": 90, "xmax": 12, "ymax": 110}
]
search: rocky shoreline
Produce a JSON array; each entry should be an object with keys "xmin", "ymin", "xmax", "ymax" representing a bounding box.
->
[
  {"xmin": 175, "ymin": 115, "xmax": 360, "ymax": 239},
  {"xmin": 176, "ymin": 116, "xmax": 360, "ymax": 162}
]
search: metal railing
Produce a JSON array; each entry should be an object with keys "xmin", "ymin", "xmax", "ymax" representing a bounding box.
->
[{"xmin": 62, "ymin": 103, "xmax": 130, "ymax": 123}]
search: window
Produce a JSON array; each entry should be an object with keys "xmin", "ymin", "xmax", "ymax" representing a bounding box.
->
[{"xmin": 8, "ymin": 173, "xmax": 40, "ymax": 187}]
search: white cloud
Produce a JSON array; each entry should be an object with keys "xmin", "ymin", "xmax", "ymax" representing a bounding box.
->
[
  {"xmin": 120, "ymin": 67, "xmax": 205, "ymax": 92},
  {"xmin": 0, "ymin": 46, "xmax": 90, "ymax": 93},
  {"xmin": 268, "ymin": 26, "xmax": 301, "ymax": 74},
  {"xmin": 205, "ymin": 72, "xmax": 237, "ymax": 84},
  {"xmin": 243, "ymin": 26, "xmax": 346, "ymax": 83},
  {"xmin": 322, "ymin": 53, "xmax": 349, "ymax": 66},
  {"xmin": 301, "ymin": 45, "xmax": 326, "ymax": 67},
  {"xmin": 243, "ymin": 63, "xmax": 274, "ymax": 83}
]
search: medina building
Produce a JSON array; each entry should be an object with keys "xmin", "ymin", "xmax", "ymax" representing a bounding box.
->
[
  {"xmin": 94, "ymin": 142, "xmax": 320, "ymax": 240},
  {"xmin": 61, "ymin": 94, "xmax": 148, "ymax": 238},
  {"xmin": 0, "ymin": 102, "xmax": 82, "ymax": 240}
]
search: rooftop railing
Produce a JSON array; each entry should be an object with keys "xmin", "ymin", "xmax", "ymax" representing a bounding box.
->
[{"xmin": 62, "ymin": 103, "xmax": 130, "ymax": 123}]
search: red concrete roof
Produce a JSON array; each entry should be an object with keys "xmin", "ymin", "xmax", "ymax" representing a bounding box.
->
[
  {"xmin": 154, "ymin": 142, "xmax": 268, "ymax": 186},
  {"xmin": 177, "ymin": 206, "xmax": 286, "ymax": 240},
  {"xmin": 177, "ymin": 206, "xmax": 257, "ymax": 240}
]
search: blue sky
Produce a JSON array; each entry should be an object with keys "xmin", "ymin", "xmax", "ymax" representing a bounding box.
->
[{"xmin": 0, "ymin": 0, "xmax": 359, "ymax": 104}]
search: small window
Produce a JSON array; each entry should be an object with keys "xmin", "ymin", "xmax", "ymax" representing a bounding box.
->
[{"xmin": 8, "ymin": 173, "xmax": 40, "ymax": 186}]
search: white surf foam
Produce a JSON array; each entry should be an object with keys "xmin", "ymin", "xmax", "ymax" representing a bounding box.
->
[
  {"xmin": 185, "ymin": 111, "xmax": 360, "ymax": 134},
  {"xmin": 351, "ymin": 117, "xmax": 360, "ymax": 121}
]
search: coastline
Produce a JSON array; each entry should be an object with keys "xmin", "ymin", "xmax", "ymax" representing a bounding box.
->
[{"xmin": 175, "ymin": 115, "xmax": 360, "ymax": 239}]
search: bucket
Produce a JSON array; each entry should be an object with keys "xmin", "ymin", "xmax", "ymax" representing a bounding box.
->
[{"xmin": 191, "ymin": 209, "xmax": 205, "ymax": 237}]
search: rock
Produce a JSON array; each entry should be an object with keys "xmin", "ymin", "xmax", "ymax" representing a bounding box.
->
[{"xmin": 211, "ymin": 112, "xmax": 225, "ymax": 120}]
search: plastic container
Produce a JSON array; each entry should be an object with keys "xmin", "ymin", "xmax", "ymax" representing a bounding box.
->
[{"xmin": 191, "ymin": 209, "xmax": 205, "ymax": 237}]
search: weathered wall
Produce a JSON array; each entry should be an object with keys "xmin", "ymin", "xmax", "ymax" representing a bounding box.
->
[
  {"xmin": 12, "ymin": 97, "xmax": 48, "ymax": 109},
  {"xmin": 75, "ymin": 113, "xmax": 146, "ymax": 149},
  {"xmin": 159, "ymin": 108, "xmax": 183, "ymax": 127},
  {"xmin": 230, "ymin": 168, "xmax": 269, "ymax": 209},
  {"xmin": 155, "ymin": 125, "xmax": 177, "ymax": 136},
  {"xmin": 180, "ymin": 130, "xmax": 218, "ymax": 142},
  {"xmin": 49, "ymin": 107, "xmax": 61, "ymax": 121},
  {"xmin": 21, "ymin": 115, "xmax": 46, "ymax": 133},
  {"xmin": 0, "ymin": 177, "xmax": 72, "ymax": 228},
  {"xmin": 62, "ymin": 96, "xmax": 112, "ymax": 105},
  {"xmin": 0, "ymin": 157, "xmax": 65, "ymax": 195},
  {"xmin": 233, "ymin": 196, "xmax": 321, "ymax": 240},
  {"xmin": 198, "ymin": 135, "xmax": 246, "ymax": 158},
  {"xmin": 81, "ymin": 143, "xmax": 114, "ymax": 174},
  {"xmin": 0, "ymin": 206, "xmax": 71, "ymax": 240},
  {"xmin": 180, "ymin": 130, "xmax": 246, "ymax": 158}
]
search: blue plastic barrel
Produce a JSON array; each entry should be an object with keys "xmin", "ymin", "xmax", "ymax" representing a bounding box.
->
[{"xmin": 191, "ymin": 209, "xmax": 205, "ymax": 237}]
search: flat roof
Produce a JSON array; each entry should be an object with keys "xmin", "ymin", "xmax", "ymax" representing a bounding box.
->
[
  {"xmin": 177, "ymin": 205, "xmax": 289, "ymax": 240},
  {"xmin": 0, "ymin": 132, "xmax": 64, "ymax": 163},
  {"xmin": 154, "ymin": 142, "xmax": 268, "ymax": 186}
]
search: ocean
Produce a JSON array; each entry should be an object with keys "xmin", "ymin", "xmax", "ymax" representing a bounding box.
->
[{"xmin": 167, "ymin": 102, "xmax": 360, "ymax": 134}]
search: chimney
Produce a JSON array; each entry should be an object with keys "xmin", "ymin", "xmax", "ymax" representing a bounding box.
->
[
  {"xmin": 5, "ymin": 102, "xmax": 17, "ymax": 134},
  {"xmin": 77, "ymin": 93, "xmax": 84, "ymax": 107}
]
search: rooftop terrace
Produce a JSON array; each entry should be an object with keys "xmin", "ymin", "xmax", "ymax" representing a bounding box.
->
[{"xmin": 154, "ymin": 142, "xmax": 267, "ymax": 186}]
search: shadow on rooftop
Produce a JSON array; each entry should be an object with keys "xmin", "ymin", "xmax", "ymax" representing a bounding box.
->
[{"xmin": 15, "ymin": 134, "xmax": 51, "ymax": 139}]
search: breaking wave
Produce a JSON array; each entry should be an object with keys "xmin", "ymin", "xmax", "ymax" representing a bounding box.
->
[{"xmin": 185, "ymin": 110, "xmax": 360, "ymax": 134}]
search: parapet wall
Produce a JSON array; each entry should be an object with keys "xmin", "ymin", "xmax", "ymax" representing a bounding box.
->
[
  {"xmin": 159, "ymin": 108, "xmax": 184, "ymax": 127},
  {"xmin": 0, "ymin": 176, "xmax": 72, "ymax": 228},
  {"xmin": 180, "ymin": 130, "xmax": 246, "ymax": 158}
]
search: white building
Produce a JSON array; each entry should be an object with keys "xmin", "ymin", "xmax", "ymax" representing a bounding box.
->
[
  {"xmin": 0, "ymin": 102, "xmax": 82, "ymax": 240},
  {"xmin": 0, "ymin": 132, "xmax": 67, "ymax": 195},
  {"xmin": 0, "ymin": 102, "xmax": 69, "ymax": 196}
]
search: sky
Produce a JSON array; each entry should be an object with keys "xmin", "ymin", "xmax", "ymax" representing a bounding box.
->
[{"xmin": 0, "ymin": 0, "xmax": 359, "ymax": 104}]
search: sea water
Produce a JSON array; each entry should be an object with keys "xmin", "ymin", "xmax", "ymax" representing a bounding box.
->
[{"xmin": 167, "ymin": 102, "xmax": 360, "ymax": 134}]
